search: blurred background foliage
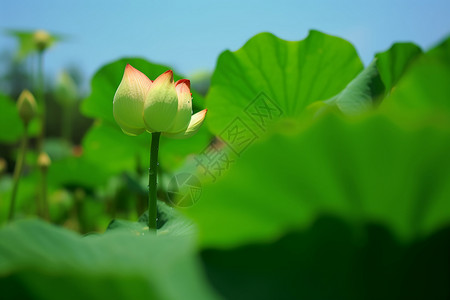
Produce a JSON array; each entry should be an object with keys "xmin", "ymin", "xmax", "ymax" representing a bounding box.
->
[{"xmin": 0, "ymin": 29, "xmax": 449, "ymax": 300}]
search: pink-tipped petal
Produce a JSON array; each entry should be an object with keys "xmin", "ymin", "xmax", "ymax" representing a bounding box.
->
[
  {"xmin": 153, "ymin": 70, "xmax": 174, "ymax": 85},
  {"xmin": 113, "ymin": 64, "xmax": 152, "ymax": 135},
  {"xmin": 124, "ymin": 64, "xmax": 153, "ymax": 92},
  {"xmin": 166, "ymin": 79, "xmax": 192, "ymax": 133},
  {"xmin": 164, "ymin": 109, "xmax": 207, "ymax": 139},
  {"xmin": 175, "ymin": 79, "xmax": 190, "ymax": 94},
  {"xmin": 175, "ymin": 79, "xmax": 191, "ymax": 89}
]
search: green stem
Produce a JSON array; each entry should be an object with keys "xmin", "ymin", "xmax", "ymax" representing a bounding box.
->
[
  {"xmin": 36, "ymin": 50, "xmax": 49, "ymax": 220},
  {"xmin": 37, "ymin": 50, "xmax": 45, "ymax": 152},
  {"xmin": 8, "ymin": 125, "xmax": 29, "ymax": 222},
  {"xmin": 148, "ymin": 132, "xmax": 161, "ymax": 231},
  {"xmin": 62, "ymin": 103, "xmax": 73, "ymax": 144},
  {"xmin": 40, "ymin": 168, "xmax": 49, "ymax": 220}
]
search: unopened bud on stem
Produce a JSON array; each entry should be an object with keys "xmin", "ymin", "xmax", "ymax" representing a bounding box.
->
[
  {"xmin": 17, "ymin": 90, "xmax": 37, "ymax": 126},
  {"xmin": 37, "ymin": 152, "xmax": 51, "ymax": 171},
  {"xmin": 33, "ymin": 30, "xmax": 52, "ymax": 52}
]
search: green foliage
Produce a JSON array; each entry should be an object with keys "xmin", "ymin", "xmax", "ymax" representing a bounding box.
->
[
  {"xmin": 5, "ymin": 30, "xmax": 62, "ymax": 60},
  {"xmin": 376, "ymin": 42, "xmax": 423, "ymax": 94},
  {"xmin": 381, "ymin": 36, "xmax": 450, "ymax": 118},
  {"xmin": 186, "ymin": 114, "xmax": 450, "ymax": 248},
  {"xmin": 54, "ymin": 71, "xmax": 78, "ymax": 106},
  {"xmin": 81, "ymin": 58, "xmax": 212, "ymax": 172},
  {"xmin": 1, "ymin": 29, "xmax": 450, "ymax": 299},
  {"xmin": 202, "ymin": 216, "xmax": 450, "ymax": 300},
  {"xmin": 0, "ymin": 219, "xmax": 219, "ymax": 300},
  {"xmin": 321, "ymin": 60, "xmax": 385, "ymax": 115},
  {"xmin": 0, "ymin": 94, "xmax": 24, "ymax": 142},
  {"xmin": 206, "ymin": 30, "xmax": 364, "ymax": 135}
]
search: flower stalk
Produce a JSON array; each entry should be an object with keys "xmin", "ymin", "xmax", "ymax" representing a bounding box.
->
[
  {"xmin": 37, "ymin": 50, "xmax": 46, "ymax": 152},
  {"xmin": 9, "ymin": 90, "xmax": 37, "ymax": 221},
  {"xmin": 8, "ymin": 126, "xmax": 29, "ymax": 222},
  {"xmin": 37, "ymin": 152, "xmax": 51, "ymax": 219},
  {"xmin": 148, "ymin": 132, "xmax": 161, "ymax": 230}
]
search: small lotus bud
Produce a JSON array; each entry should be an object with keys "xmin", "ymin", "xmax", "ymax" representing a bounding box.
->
[
  {"xmin": 55, "ymin": 71, "xmax": 78, "ymax": 106},
  {"xmin": 17, "ymin": 90, "xmax": 38, "ymax": 125},
  {"xmin": 33, "ymin": 30, "xmax": 52, "ymax": 51},
  {"xmin": 37, "ymin": 152, "xmax": 51, "ymax": 170}
]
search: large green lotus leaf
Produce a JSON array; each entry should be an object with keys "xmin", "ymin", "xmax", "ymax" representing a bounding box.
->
[
  {"xmin": 375, "ymin": 43, "xmax": 423, "ymax": 94},
  {"xmin": 201, "ymin": 216, "xmax": 450, "ymax": 300},
  {"xmin": 81, "ymin": 57, "xmax": 205, "ymax": 124},
  {"xmin": 381, "ymin": 36, "xmax": 450, "ymax": 117},
  {"xmin": 110, "ymin": 201, "xmax": 197, "ymax": 237},
  {"xmin": 314, "ymin": 60, "xmax": 385, "ymax": 116},
  {"xmin": 0, "ymin": 219, "xmax": 219, "ymax": 300},
  {"xmin": 0, "ymin": 94, "xmax": 24, "ymax": 143},
  {"xmin": 82, "ymin": 121, "xmax": 148, "ymax": 174},
  {"xmin": 48, "ymin": 156, "xmax": 111, "ymax": 188},
  {"xmin": 159, "ymin": 124, "xmax": 212, "ymax": 170},
  {"xmin": 185, "ymin": 114, "xmax": 450, "ymax": 249},
  {"xmin": 206, "ymin": 30, "xmax": 363, "ymax": 135}
]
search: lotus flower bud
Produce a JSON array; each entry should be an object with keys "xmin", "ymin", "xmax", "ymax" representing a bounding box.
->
[
  {"xmin": 17, "ymin": 90, "xmax": 37, "ymax": 126},
  {"xmin": 113, "ymin": 64, "xmax": 152, "ymax": 136},
  {"xmin": 113, "ymin": 65, "xmax": 207, "ymax": 139},
  {"xmin": 33, "ymin": 30, "xmax": 52, "ymax": 52},
  {"xmin": 55, "ymin": 71, "xmax": 78, "ymax": 106},
  {"xmin": 37, "ymin": 152, "xmax": 51, "ymax": 170}
]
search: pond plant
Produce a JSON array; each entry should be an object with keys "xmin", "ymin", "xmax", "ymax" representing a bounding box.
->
[
  {"xmin": 113, "ymin": 65, "xmax": 207, "ymax": 230},
  {"xmin": 0, "ymin": 30, "xmax": 449, "ymax": 300}
]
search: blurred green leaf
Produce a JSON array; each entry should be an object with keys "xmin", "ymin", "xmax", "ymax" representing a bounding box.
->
[
  {"xmin": 5, "ymin": 29, "xmax": 62, "ymax": 60},
  {"xmin": 0, "ymin": 219, "xmax": 219, "ymax": 300},
  {"xmin": 376, "ymin": 42, "xmax": 423, "ymax": 94},
  {"xmin": 381, "ymin": 36, "xmax": 450, "ymax": 119},
  {"xmin": 136, "ymin": 201, "xmax": 198, "ymax": 237},
  {"xmin": 206, "ymin": 30, "xmax": 363, "ymax": 135},
  {"xmin": 0, "ymin": 94, "xmax": 24, "ymax": 143},
  {"xmin": 186, "ymin": 114, "xmax": 450, "ymax": 249},
  {"xmin": 202, "ymin": 216, "xmax": 450, "ymax": 300},
  {"xmin": 54, "ymin": 71, "xmax": 78, "ymax": 106},
  {"xmin": 43, "ymin": 138, "xmax": 73, "ymax": 160},
  {"xmin": 58, "ymin": 118, "xmax": 211, "ymax": 190},
  {"xmin": 319, "ymin": 59, "xmax": 385, "ymax": 116},
  {"xmin": 190, "ymin": 70, "xmax": 211, "ymax": 97},
  {"xmin": 82, "ymin": 121, "xmax": 148, "ymax": 174},
  {"xmin": 0, "ymin": 171, "xmax": 40, "ymax": 223},
  {"xmin": 48, "ymin": 156, "xmax": 111, "ymax": 188}
]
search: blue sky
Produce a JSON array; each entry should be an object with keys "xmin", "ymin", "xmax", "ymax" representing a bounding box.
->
[{"xmin": 1, "ymin": 0, "xmax": 449, "ymax": 86}]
